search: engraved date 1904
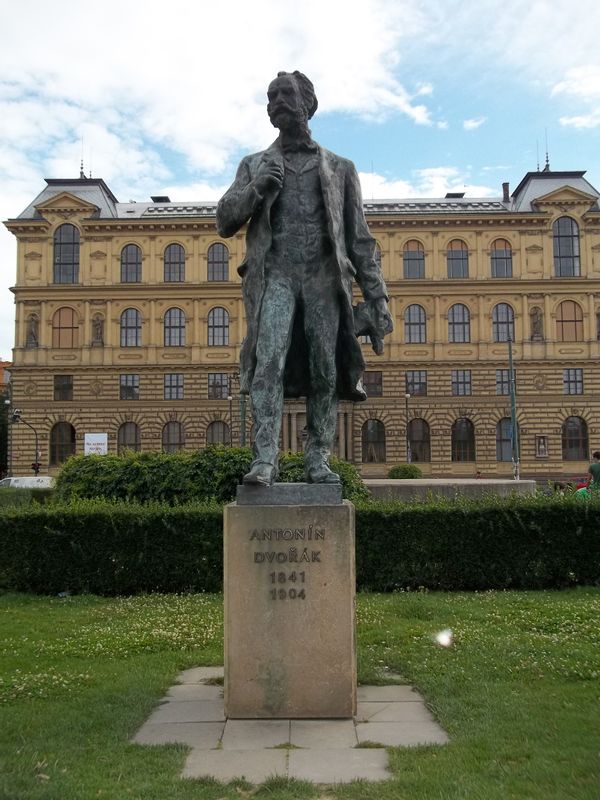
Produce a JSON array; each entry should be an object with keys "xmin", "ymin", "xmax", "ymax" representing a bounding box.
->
[{"xmin": 269, "ymin": 571, "xmax": 306, "ymax": 600}]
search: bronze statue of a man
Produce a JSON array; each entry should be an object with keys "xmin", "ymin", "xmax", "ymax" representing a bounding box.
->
[{"xmin": 217, "ymin": 71, "xmax": 393, "ymax": 486}]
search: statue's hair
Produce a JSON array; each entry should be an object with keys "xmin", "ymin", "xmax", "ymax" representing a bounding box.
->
[{"xmin": 276, "ymin": 70, "xmax": 318, "ymax": 119}]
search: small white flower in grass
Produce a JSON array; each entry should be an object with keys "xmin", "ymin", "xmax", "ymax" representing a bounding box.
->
[{"xmin": 434, "ymin": 628, "xmax": 453, "ymax": 647}]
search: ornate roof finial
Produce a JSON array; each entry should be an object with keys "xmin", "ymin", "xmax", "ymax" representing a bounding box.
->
[{"xmin": 80, "ymin": 158, "xmax": 85, "ymax": 179}]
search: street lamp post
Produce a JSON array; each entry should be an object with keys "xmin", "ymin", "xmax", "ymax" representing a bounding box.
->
[
  {"xmin": 12, "ymin": 408, "xmax": 41, "ymax": 475},
  {"xmin": 405, "ymin": 393, "xmax": 412, "ymax": 463},
  {"xmin": 508, "ymin": 337, "xmax": 520, "ymax": 480}
]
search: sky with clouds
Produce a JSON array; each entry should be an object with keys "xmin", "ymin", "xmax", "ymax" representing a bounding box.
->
[{"xmin": 1, "ymin": 0, "xmax": 600, "ymax": 358}]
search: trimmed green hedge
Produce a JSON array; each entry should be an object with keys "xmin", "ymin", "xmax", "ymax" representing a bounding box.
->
[
  {"xmin": 54, "ymin": 447, "xmax": 369, "ymax": 504},
  {"xmin": 1, "ymin": 496, "xmax": 599, "ymax": 594},
  {"xmin": 0, "ymin": 488, "xmax": 54, "ymax": 508},
  {"xmin": 387, "ymin": 464, "xmax": 423, "ymax": 479}
]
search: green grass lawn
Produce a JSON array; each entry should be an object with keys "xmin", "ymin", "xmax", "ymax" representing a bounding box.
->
[{"xmin": 1, "ymin": 589, "xmax": 598, "ymax": 799}]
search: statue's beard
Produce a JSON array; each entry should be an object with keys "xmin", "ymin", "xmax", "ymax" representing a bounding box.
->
[{"xmin": 268, "ymin": 103, "xmax": 308, "ymax": 133}]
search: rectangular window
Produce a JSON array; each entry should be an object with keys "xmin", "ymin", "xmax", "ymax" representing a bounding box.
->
[
  {"xmin": 208, "ymin": 372, "xmax": 230, "ymax": 399},
  {"xmin": 496, "ymin": 369, "xmax": 510, "ymax": 395},
  {"xmin": 363, "ymin": 371, "xmax": 382, "ymax": 397},
  {"xmin": 53, "ymin": 374, "xmax": 73, "ymax": 401},
  {"xmin": 563, "ymin": 368, "xmax": 583, "ymax": 395},
  {"xmin": 120, "ymin": 374, "xmax": 140, "ymax": 400},
  {"xmin": 406, "ymin": 370, "xmax": 427, "ymax": 396},
  {"xmin": 164, "ymin": 373, "xmax": 184, "ymax": 400},
  {"xmin": 451, "ymin": 369, "xmax": 472, "ymax": 396}
]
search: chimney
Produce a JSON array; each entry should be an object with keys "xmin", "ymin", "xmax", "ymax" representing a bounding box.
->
[{"xmin": 502, "ymin": 182, "xmax": 510, "ymax": 203}]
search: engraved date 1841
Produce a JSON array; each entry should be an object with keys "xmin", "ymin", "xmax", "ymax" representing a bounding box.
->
[{"xmin": 269, "ymin": 571, "xmax": 306, "ymax": 600}]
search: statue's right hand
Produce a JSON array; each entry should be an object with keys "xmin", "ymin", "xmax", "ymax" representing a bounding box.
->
[{"xmin": 254, "ymin": 160, "xmax": 284, "ymax": 196}]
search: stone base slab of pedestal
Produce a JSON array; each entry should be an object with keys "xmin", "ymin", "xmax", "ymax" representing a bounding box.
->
[
  {"xmin": 224, "ymin": 498, "xmax": 356, "ymax": 718},
  {"xmin": 132, "ymin": 667, "xmax": 449, "ymax": 784}
]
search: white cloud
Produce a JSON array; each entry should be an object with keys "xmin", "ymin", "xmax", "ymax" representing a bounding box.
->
[
  {"xmin": 463, "ymin": 117, "xmax": 487, "ymax": 131},
  {"xmin": 359, "ymin": 167, "xmax": 497, "ymax": 199}
]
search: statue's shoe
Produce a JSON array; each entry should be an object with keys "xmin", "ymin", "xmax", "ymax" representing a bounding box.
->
[
  {"xmin": 306, "ymin": 464, "xmax": 341, "ymax": 484},
  {"xmin": 243, "ymin": 462, "xmax": 277, "ymax": 486}
]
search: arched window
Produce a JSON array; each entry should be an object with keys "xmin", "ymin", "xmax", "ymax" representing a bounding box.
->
[
  {"xmin": 207, "ymin": 243, "xmax": 229, "ymax": 281},
  {"xmin": 408, "ymin": 418, "xmax": 430, "ymax": 462},
  {"xmin": 496, "ymin": 418, "xmax": 513, "ymax": 462},
  {"xmin": 50, "ymin": 421, "xmax": 76, "ymax": 465},
  {"xmin": 120, "ymin": 308, "xmax": 141, "ymax": 347},
  {"xmin": 492, "ymin": 303, "xmax": 515, "ymax": 342},
  {"xmin": 162, "ymin": 421, "xmax": 185, "ymax": 453},
  {"xmin": 208, "ymin": 307, "xmax": 229, "ymax": 346},
  {"xmin": 553, "ymin": 217, "xmax": 580, "ymax": 277},
  {"xmin": 403, "ymin": 240, "xmax": 425, "ymax": 279},
  {"xmin": 447, "ymin": 239, "xmax": 469, "ymax": 278},
  {"xmin": 562, "ymin": 416, "xmax": 588, "ymax": 461},
  {"xmin": 490, "ymin": 238, "xmax": 512, "ymax": 278},
  {"xmin": 207, "ymin": 420, "xmax": 231, "ymax": 445},
  {"xmin": 118, "ymin": 422, "xmax": 141, "ymax": 454},
  {"xmin": 121, "ymin": 244, "xmax": 142, "ymax": 283},
  {"xmin": 404, "ymin": 304, "xmax": 427, "ymax": 343},
  {"xmin": 451, "ymin": 418, "xmax": 475, "ymax": 462},
  {"xmin": 556, "ymin": 300, "xmax": 583, "ymax": 342},
  {"xmin": 164, "ymin": 243, "xmax": 185, "ymax": 282},
  {"xmin": 52, "ymin": 307, "xmax": 79, "ymax": 348},
  {"xmin": 448, "ymin": 304, "xmax": 470, "ymax": 343},
  {"xmin": 361, "ymin": 419, "xmax": 386, "ymax": 463},
  {"xmin": 164, "ymin": 307, "xmax": 186, "ymax": 346},
  {"xmin": 53, "ymin": 223, "xmax": 80, "ymax": 284}
]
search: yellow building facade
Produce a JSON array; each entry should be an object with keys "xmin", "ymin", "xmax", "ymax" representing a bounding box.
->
[{"xmin": 5, "ymin": 169, "xmax": 600, "ymax": 480}]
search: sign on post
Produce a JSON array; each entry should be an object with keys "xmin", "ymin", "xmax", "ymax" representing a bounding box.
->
[{"xmin": 84, "ymin": 433, "xmax": 108, "ymax": 456}]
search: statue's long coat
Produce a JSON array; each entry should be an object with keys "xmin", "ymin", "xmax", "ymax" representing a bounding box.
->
[{"xmin": 216, "ymin": 140, "xmax": 388, "ymax": 402}]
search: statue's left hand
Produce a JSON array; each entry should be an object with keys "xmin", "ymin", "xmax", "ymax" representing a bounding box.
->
[
  {"xmin": 371, "ymin": 298, "xmax": 394, "ymax": 338},
  {"xmin": 366, "ymin": 298, "xmax": 393, "ymax": 355}
]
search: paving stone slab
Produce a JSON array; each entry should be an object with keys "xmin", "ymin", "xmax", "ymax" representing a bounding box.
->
[
  {"xmin": 147, "ymin": 699, "xmax": 225, "ymax": 724},
  {"xmin": 355, "ymin": 721, "xmax": 449, "ymax": 747},
  {"xmin": 290, "ymin": 719, "xmax": 358, "ymax": 749},
  {"xmin": 132, "ymin": 721, "xmax": 224, "ymax": 747},
  {"xmin": 356, "ymin": 701, "xmax": 436, "ymax": 723},
  {"xmin": 357, "ymin": 685, "xmax": 420, "ymax": 702},
  {"xmin": 221, "ymin": 719, "xmax": 291, "ymax": 750},
  {"xmin": 288, "ymin": 748, "xmax": 390, "ymax": 783},
  {"xmin": 183, "ymin": 749, "xmax": 288, "ymax": 781},
  {"xmin": 177, "ymin": 666, "xmax": 224, "ymax": 684},
  {"xmin": 164, "ymin": 684, "xmax": 223, "ymax": 701}
]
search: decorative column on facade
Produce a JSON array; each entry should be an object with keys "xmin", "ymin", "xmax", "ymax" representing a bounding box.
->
[
  {"xmin": 433, "ymin": 296, "xmax": 441, "ymax": 342},
  {"xmin": 104, "ymin": 301, "xmax": 112, "ymax": 347},
  {"xmin": 282, "ymin": 412, "xmax": 289, "ymax": 451},
  {"xmin": 39, "ymin": 301, "xmax": 47, "ymax": 347},
  {"xmin": 83, "ymin": 301, "xmax": 91, "ymax": 347},
  {"xmin": 544, "ymin": 293, "xmax": 552, "ymax": 340},
  {"xmin": 587, "ymin": 293, "xmax": 596, "ymax": 342},
  {"xmin": 338, "ymin": 410, "xmax": 346, "ymax": 460},
  {"xmin": 290, "ymin": 412, "xmax": 297, "ymax": 453},
  {"xmin": 345, "ymin": 411, "xmax": 353, "ymax": 462},
  {"xmin": 149, "ymin": 300, "xmax": 157, "ymax": 346},
  {"xmin": 16, "ymin": 301, "xmax": 24, "ymax": 348},
  {"xmin": 521, "ymin": 295, "xmax": 529, "ymax": 341},
  {"xmin": 477, "ymin": 295, "xmax": 487, "ymax": 342}
]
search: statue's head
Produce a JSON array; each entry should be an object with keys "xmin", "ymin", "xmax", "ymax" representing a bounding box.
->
[{"xmin": 267, "ymin": 71, "xmax": 318, "ymax": 131}]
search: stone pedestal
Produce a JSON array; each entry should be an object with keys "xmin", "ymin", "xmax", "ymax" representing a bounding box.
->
[{"xmin": 224, "ymin": 485, "xmax": 356, "ymax": 719}]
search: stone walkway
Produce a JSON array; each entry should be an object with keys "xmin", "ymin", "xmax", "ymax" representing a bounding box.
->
[{"xmin": 132, "ymin": 667, "xmax": 448, "ymax": 784}]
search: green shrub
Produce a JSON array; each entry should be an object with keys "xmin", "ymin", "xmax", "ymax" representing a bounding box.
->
[
  {"xmin": 1, "ymin": 495, "xmax": 599, "ymax": 595},
  {"xmin": 54, "ymin": 447, "xmax": 368, "ymax": 504},
  {"xmin": 387, "ymin": 463, "xmax": 423, "ymax": 479}
]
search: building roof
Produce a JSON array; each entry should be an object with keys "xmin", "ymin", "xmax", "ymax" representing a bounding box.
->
[
  {"xmin": 17, "ymin": 178, "xmax": 119, "ymax": 220},
  {"xmin": 13, "ymin": 170, "xmax": 600, "ymax": 222},
  {"xmin": 510, "ymin": 170, "xmax": 600, "ymax": 212}
]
